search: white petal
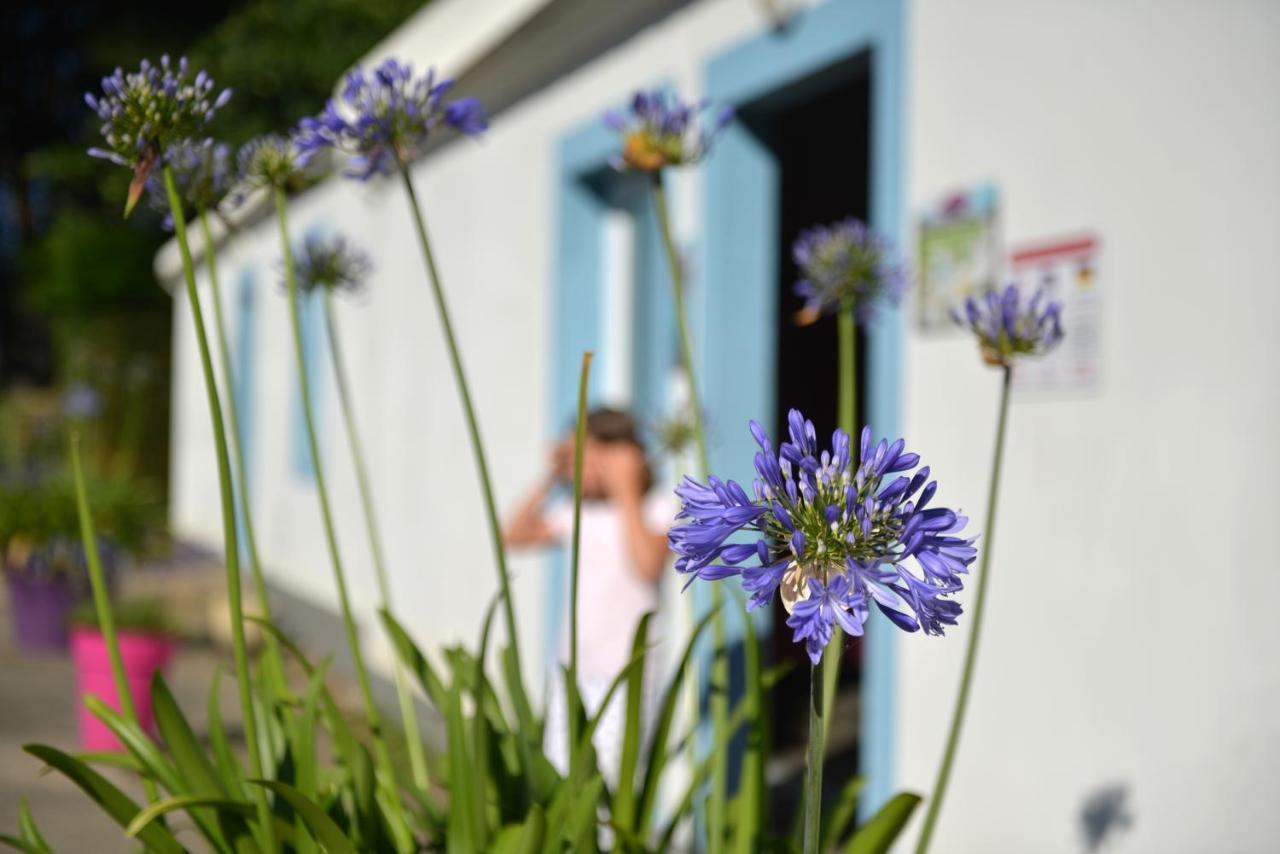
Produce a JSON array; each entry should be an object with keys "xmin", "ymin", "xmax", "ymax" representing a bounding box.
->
[{"xmin": 780, "ymin": 563, "xmax": 811, "ymax": 614}]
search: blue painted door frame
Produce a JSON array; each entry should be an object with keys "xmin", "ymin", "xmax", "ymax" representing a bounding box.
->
[
  {"xmin": 548, "ymin": 115, "xmax": 673, "ymax": 659},
  {"xmin": 701, "ymin": 0, "xmax": 906, "ymax": 816},
  {"xmin": 232, "ymin": 265, "xmax": 258, "ymax": 561},
  {"xmin": 550, "ymin": 0, "xmax": 905, "ymax": 821},
  {"xmin": 289, "ymin": 224, "xmax": 334, "ymax": 482}
]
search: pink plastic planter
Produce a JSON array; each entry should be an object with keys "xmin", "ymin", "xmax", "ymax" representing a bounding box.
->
[{"xmin": 70, "ymin": 628, "xmax": 174, "ymax": 751}]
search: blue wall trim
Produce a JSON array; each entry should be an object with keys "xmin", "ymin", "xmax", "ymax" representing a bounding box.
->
[
  {"xmin": 548, "ymin": 121, "xmax": 609, "ymax": 662},
  {"xmin": 702, "ymin": 0, "xmax": 906, "ymax": 817},
  {"xmin": 549, "ymin": 95, "xmax": 679, "ymax": 666},
  {"xmin": 233, "ymin": 265, "xmax": 258, "ymax": 559},
  {"xmin": 290, "ymin": 226, "xmax": 331, "ymax": 482}
]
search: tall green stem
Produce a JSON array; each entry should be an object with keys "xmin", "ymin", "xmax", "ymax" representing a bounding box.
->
[
  {"xmin": 566, "ymin": 352, "xmax": 593, "ymax": 766},
  {"xmin": 163, "ymin": 167, "xmax": 274, "ymax": 851},
  {"xmin": 273, "ymin": 189, "xmax": 408, "ymax": 843},
  {"xmin": 651, "ymin": 168, "xmax": 708, "ymax": 476},
  {"xmin": 651, "ymin": 171, "xmax": 728, "ymax": 850},
  {"xmin": 197, "ymin": 210, "xmax": 287, "ymax": 694},
  {"xmin": 837, "ymin": 302, "xmax": 856, "ymax": 436},
  {"xmin": 915, "ymin": 364, "xmax": 1012, "ymax": 854},
  {"xmin": 323, "ymin": 292, "xmax": 431, "ymax": 794},
  {"xmin": 824, "ymin": 303, "xmax": 857, "ymax": 733},
  {"xmin": 394, "ymin": 159, "xmax": 527, "ymax": 707},
  {"xmin": 802, "ymin": 662, "xmax": 826, "ymax": 854},
  {"xmin": 69, "ymin": 434, "xmax": 159, "ymax": 805}
]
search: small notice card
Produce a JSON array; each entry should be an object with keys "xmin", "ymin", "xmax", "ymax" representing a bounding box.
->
[
  {"xmin": 1008, "ymin": 235, "xmax": 1101, "ymax": 394},
  {"xmin": 917, "ymin": 185, "xmax": 1002, "ymax": 332}
]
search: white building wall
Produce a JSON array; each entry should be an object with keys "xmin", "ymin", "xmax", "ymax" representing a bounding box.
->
[
  {"xmin": 167, "ymin": 0, "xmax": 1280, "ymax": 849},
  {"xmin": 167, "ymin": 0, "xmax": 800, "ymax": 686},
  {"xmin": 898, "ymin": 1, "xmax": 1280, "ymax": 851}
]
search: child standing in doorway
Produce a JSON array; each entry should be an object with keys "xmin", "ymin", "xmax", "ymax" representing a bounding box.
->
[{"xmin": 504, "ymin": 408, "xmax": 675, "ymax": 781}]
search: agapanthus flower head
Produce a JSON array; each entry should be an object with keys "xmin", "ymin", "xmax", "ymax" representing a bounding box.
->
[
  {"xmin": 669, "ymin": 409, "xmax": 975, "ymax": 664},
  {"xmin": 144, "ymin": 138, "xmax": 231, "ymax": 228},
  {"xmin": 233, "ymin": 133, "xmax": 308, "ymax": 197},
  {"xmin": 295, "ymin": 58, "xmax": 488, "ymax": 181},
  {"xmin": 792, "ymin": 218, "xmax": 907, "ymax": 325},
  {"xmin": 604, "ymin": 90, "xmax": 734, "ymax": 172},
  {"xmin": 953, "ymin": 284, "xmax": 1064, "ymax": 366},
  {"xmin": 85, "ymin": 55, "xmax": 231, "ymax": 216},
  {"xmin": 656, "ymin": 411, "xmax": 698, "ymax": 458},
  {"xmin": 292, "ymin": 234, "xmax": 373, "ymax": 295}
]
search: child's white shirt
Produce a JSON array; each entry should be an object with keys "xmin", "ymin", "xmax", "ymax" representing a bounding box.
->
[
  {"xmin": 545, "ymin": 492, "xmax": 677, "ymax": 681},
  {"xmin": 543, "ymin": 491, "xmax": 676, "ymax": 782}
]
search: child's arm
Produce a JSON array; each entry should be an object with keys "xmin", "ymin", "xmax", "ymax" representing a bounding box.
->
[
  {"xmin": 601, "ymin": 445, "xmax": 670, "ymax": 582},
  {"xmin": 503, "ymin": 474, "xmax": 559, "ymax": 548}
]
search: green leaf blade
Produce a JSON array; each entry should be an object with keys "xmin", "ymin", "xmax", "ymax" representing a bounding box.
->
[
  {"xmin": 251, "ymin": 779, "xmax": 358, "ymax": 854},
  {"xmin": 22, "ymin": 744, "xmax": 184, "ymax": 854},
  {"xmin": 844, "ymin": 792, "xmax": 923, "ymax": 854}
]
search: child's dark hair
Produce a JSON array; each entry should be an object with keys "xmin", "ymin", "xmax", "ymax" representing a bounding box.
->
[
  {"xmin": 585, "ymin": 407, "xmax": 640, "ymax": 445},
  {"xmin": 585, "ymin": 407, "xmax": 653, "ymax": 493}
]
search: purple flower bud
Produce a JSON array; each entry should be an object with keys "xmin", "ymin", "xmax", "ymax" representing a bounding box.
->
[
  {"xmin": 296, "ymin": 58, "xmax": 486, "ymax": 180},
  {"xmin": 287, "ymin": 233, "xmax": 373, "ymax": 295},
  {"xmin": 84, "ymin": 56, "xmax": 228, "ymax": 214},
  {"xmin": 791, "ymin": 218, "xmax": 908, "ymax": 323},
  {"xmin": 604, "ymin": 88, "xmax": 733, "ymax": 172},
  {"xmin": 444, "ymin": 97, "xmax": 488, "ymax": 135},
  {"xmin": 955, "ymin": 283, "xmax": 1065, "ymax": 365}
]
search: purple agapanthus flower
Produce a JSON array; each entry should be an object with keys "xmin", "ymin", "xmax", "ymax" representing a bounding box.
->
[
  {"xmin": 953, "ymin": 284, "xmax": 1064, "ymax": 366},
  {"xmin": 232, "ymin": 134, "xmax": 308, "ymax": 199},
  {"xmin": 792, "ymin": 219, "xmax": 907, "ymax": 325},
  {"xmin": 144, "ymin": 138, "xmax": 231, "ymax": 229},
  {"xmin": 85, "ymin": 55, "xmax": 231, "ymax": 215},
  {"xmin": 603, "ymin": 90, "xmax": 734, "ymax": 172},
  {"xmin": 670, "ymin": 410, "xmax": 975, "ymax": 664},
  {"xmin": 295, "ymin": 58, "xmax": 488, "ymax": 181},
  {"xmin": 292, "ymin": 234, "xmax": 372, "ymax": 295}
]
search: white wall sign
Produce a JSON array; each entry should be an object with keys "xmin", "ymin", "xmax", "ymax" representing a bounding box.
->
[{"xmin": 917, "ymin": 184, "xmax": 1001, "ymax": 331}]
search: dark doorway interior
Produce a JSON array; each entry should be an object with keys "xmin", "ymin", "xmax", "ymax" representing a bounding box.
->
[{"xmin": 737, "ymin": 51, "xmax": 872, "ymax": 831}]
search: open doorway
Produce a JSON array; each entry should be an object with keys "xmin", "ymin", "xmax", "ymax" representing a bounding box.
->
[{"xmin": 734, "ymin": 50, "xmax": 872, "ymax": 827}]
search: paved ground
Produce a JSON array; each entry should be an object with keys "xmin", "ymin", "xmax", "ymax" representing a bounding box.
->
[
  {"xmin": 1, "ymin": 554, "xmax": 864, "ymax": 850},
  {"xmin": 0, "ymin": 556, "xmax": 262, "ymax": 852}
]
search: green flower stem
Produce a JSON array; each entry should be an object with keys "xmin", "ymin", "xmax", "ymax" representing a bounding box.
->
[
  {"xmin": 837, "ymin": 301, "xmax": 856, "ymax": 436},
  {"xmin": 651, "ymin": 170, "xmax": 728, "ymax": 851},
  {"xmin": 69, "ymin": 434, "xmax": 159, "ymax": 805},
  {"xmin": 394, "ymin": 159, "xmax": 528, "ymax": 708},
  {"xmin": 197, "ymin": 210, "xmax": 287, "ymax": 698},
  {"xmin": 567, "ymin": 352, "xmax": 593, "ymax": 766},
  {"xmin": 273, "ymin": 188, "xmax": 408, "ymax": 842},
  {"xmin": 915, "ymin": 364, "xmax": 1012, "ymax": 854},
  {"xmin": 322, "ymin": 292, "xmax": 431, "ymax": 794},
  {"xmin": 651, "ymin": 166, "xmax": 708, "ymax": 475},
  {"xmin": 802, "ymin": 660, "xmax": 826, "ymax": 854},
  {"xmin": 162, "ymin": 167, "xmax": 275, "ymax": 851},
  {"xmin": 823, "ymin": 302, "xmax": 858, "ymax": 734}
]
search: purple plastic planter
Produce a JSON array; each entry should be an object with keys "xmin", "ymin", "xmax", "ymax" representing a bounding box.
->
[
  {"xmin": 4, "ymin": 542, "xmax": 117, "ymax": 653},
  {"xmin": 5, "ymin": 571, "xmax": 82, "ymax": 652}
]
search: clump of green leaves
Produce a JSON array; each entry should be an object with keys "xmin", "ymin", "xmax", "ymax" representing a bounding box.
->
[
  {"xmin": 0, "ymin": 469, "xmax": 159, "ymax": 572},
  {"xmin": 70, "ymin": 596, "xmax": 172, "ymax": 636}
]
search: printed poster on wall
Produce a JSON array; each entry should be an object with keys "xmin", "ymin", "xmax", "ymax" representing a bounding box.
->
[
  {"xmin": 1008, "ymin": 234, "xmax": 1101, "ymax": 393},
  {"xmin": 917, "ymin": 184, "xmax": 1001, "ymax": 331}
]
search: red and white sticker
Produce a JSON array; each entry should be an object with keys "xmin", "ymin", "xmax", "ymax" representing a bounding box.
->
[{"xmin": 1009, "ymin": 234, "xmax": 1101, "ymax": 394}]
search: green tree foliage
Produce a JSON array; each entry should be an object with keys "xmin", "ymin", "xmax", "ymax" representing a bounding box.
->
[
  {"xmin": 7, "ymin": 0, "xmax": 428, "ymax": 482},
  {"xmin": 189, "ymin": 0, "xmax": 431, "ymax": 146}
]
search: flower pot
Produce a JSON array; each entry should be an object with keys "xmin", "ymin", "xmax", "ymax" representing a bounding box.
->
[
  {"xmin": 5, "ymin": 571, "xmax": 82, "ymax": 652},
  {"xmin": 4, "ymin": 541, "xmax": 116, "ymax": 653},
  {"xmin": 70, "ymin": 627, "xmax": 174, "ymax": 751}
]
